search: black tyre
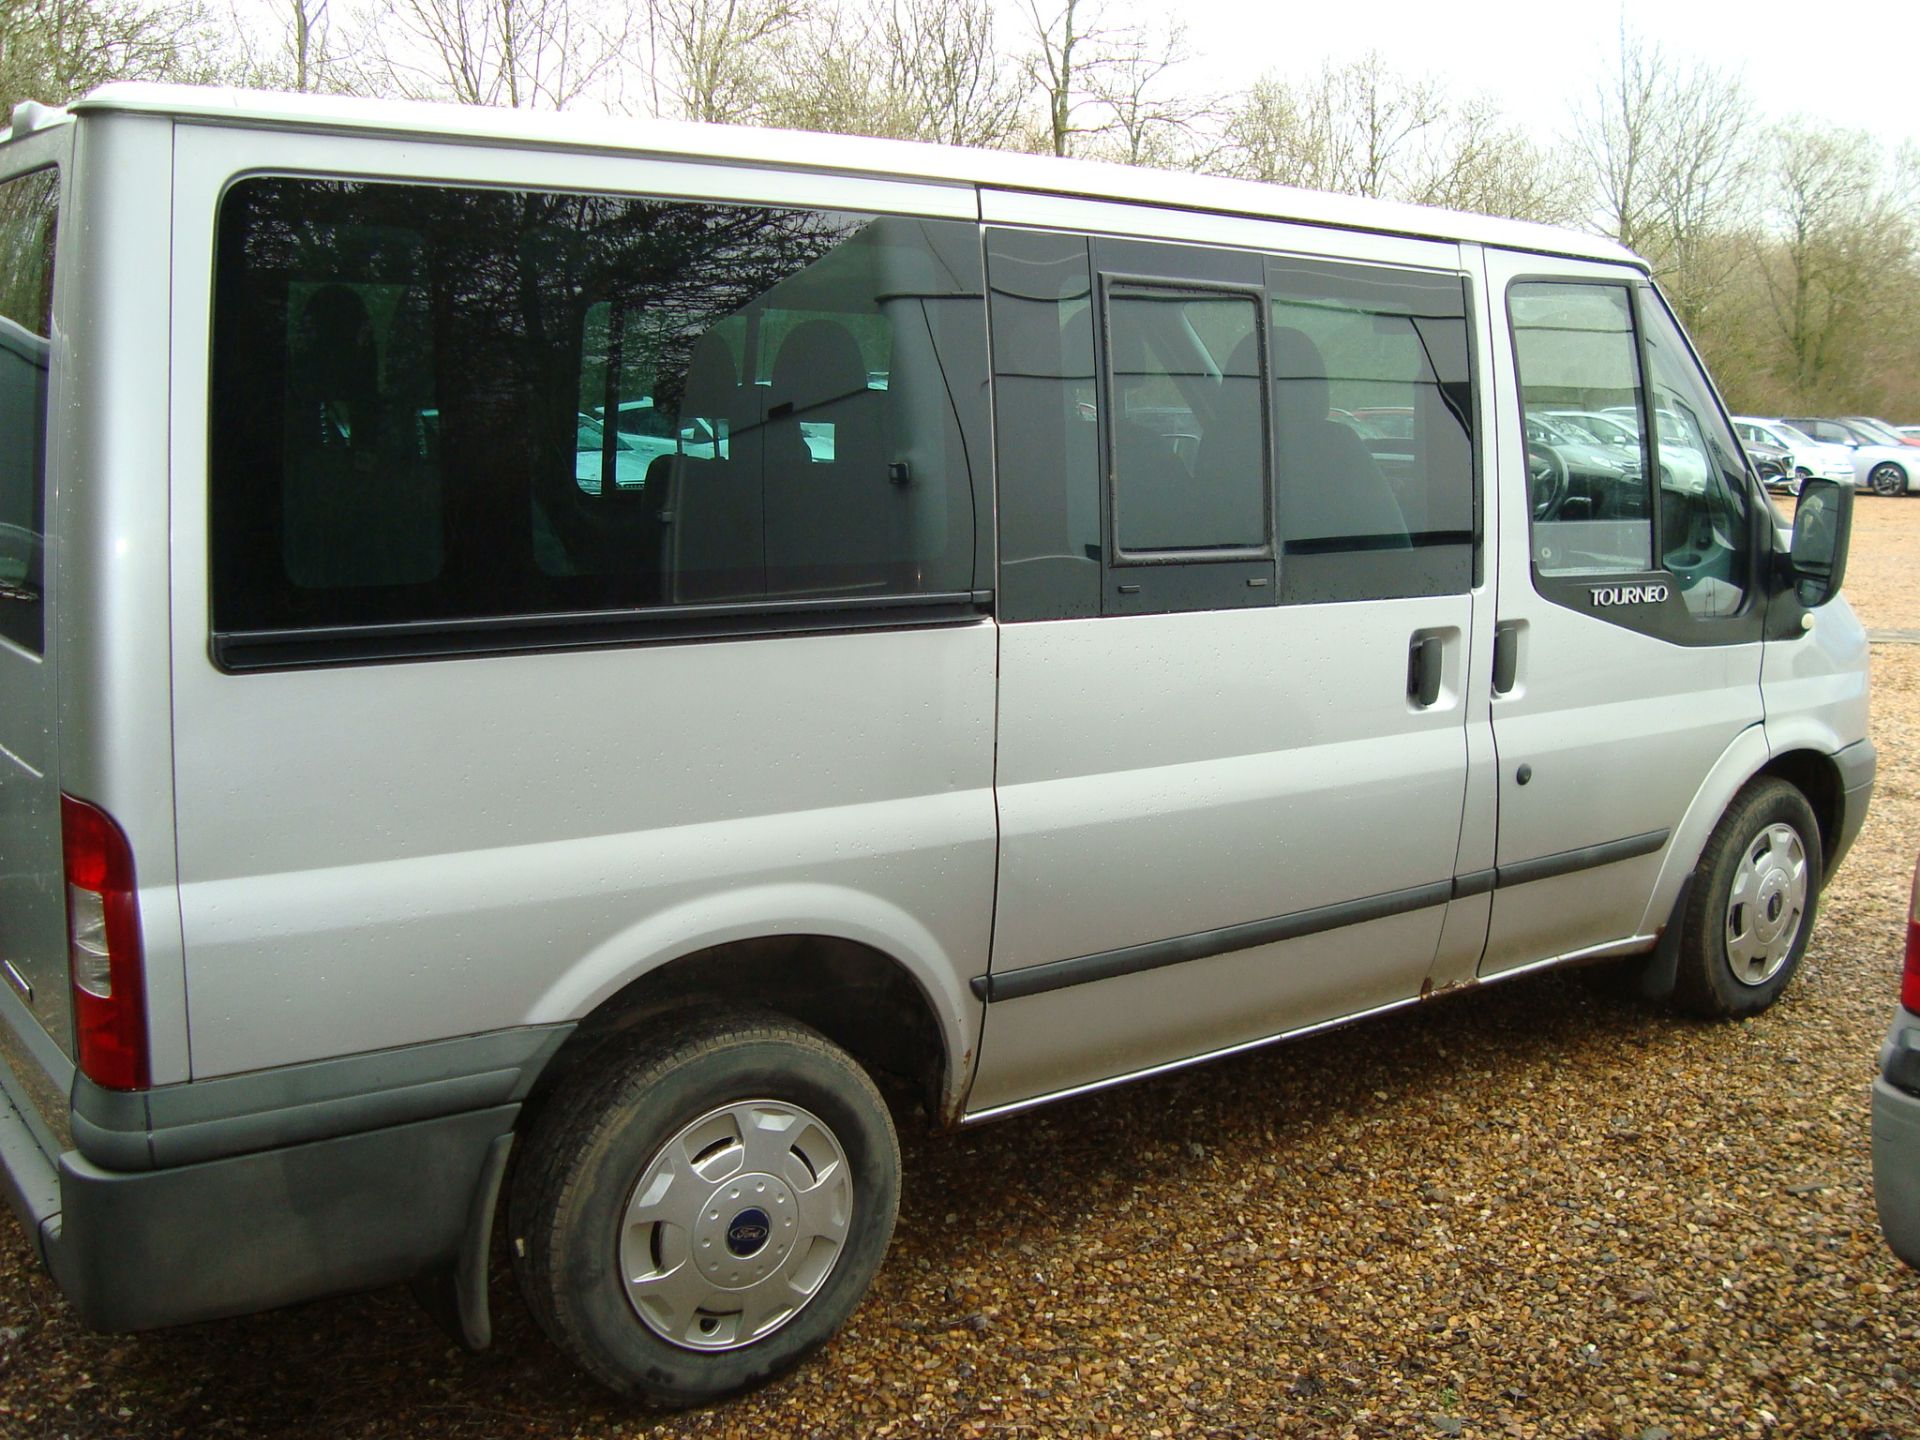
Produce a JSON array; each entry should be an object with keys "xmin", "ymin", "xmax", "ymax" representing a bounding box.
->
[
  {"xmin": 1672, "ymin": 779, "xmax": 1822, "ymax": 1019},
  {"xmin": 1870, "ymin": 461, "xmax": 1907, "ymax": 497},
  {"xmin": 510, "ymin": 1014, "xmax": 900, "ymax": 1405}
]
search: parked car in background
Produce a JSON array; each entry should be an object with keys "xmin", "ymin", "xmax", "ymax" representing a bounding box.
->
[
  {"xmin": 1872, "ymin": 852, "xmax": 1920, "ymax": 1271},
  {"xmin": 1588, "ymin": 404, "xmax": 1713, "ymax": 494},
  {"xmin": 1743, "ymin": 437, "xmax": 1794, "ymax": 491},
  {"xmin": 1899, "ymin": 425, "xmax": 1920, "ymax": 442},
  {"xmin": 1732, "ymin": 417, "xmax": 1855, "ymax": 493},
  {"xmin": 1843, "ymin": 417, "xmax": 1920, "ymax": 449},
  {"xmin": 1777, "ymin": 417, "xmax": 1919, "ymax": 497},
  {"xmin": 1544, "ymin": 408, "xmax": 1641, "ymax": 456},
  {"xmin": 573, "ymin": 414, "xmax": 652, "ymax": 494}
]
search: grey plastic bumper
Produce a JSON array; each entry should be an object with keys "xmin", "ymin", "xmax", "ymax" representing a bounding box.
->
[
  {"xmin": 0, "ymin": 1026, "xmax": 572, "ymax": 1334},
  {"xmin": 1873, "ymin": 1073, "xmax": 1920, "ymax": 1271},
  {"xmin": 46, "ymin": 1104, "xmax": 517, "ymax": 1331}
]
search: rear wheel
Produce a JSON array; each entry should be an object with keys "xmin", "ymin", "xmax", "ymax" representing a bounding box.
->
[
  {"xmin": 510, "ymin": 1015, "xmax": 900, "ymax": 1405},
  {"xmin": 1673, "ymin": 779, "xmax": 1822, "ymax": 1019},
  {"xmin": 1870, "ymin": 461, "xmax": 1907, "ymax": 497}
]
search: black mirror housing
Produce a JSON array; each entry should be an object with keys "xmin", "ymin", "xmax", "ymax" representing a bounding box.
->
[{"xmin": 1788, "ymin": 478, "xmax": 1854, "ymax": 608}]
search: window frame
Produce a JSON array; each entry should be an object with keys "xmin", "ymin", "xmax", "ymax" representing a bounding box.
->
[
  {"xmin": 0, "ymin": 157, "xmax": 61, "ymax": 658},
  {"xmin": 1097, "ymin": 270, "xmax": 1275, "ymax": 569},
  {"xmin": 1504, "ymin": 272, "xmax": 1769, "ymax": 647}
]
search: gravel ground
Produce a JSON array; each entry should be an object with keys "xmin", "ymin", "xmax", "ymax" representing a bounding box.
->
[{"xmin": 3, "ymin": 502, "xmax": 1919, "ymax": 1440}]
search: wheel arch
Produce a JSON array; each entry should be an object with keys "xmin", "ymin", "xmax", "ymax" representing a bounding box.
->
[
  {"xmin": 520, "ymin": 889, "xmax": 980, "ymax": 1126},
  {"xmin": 1753, "ymin": 747, "xmax": 1843, "ymax": 882},
  {"xmin": 1635, "ymin": 729, "xmax": 1848, "ymax": 939}
]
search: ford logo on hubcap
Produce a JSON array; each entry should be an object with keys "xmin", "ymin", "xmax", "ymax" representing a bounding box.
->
[{"xmin": 726, "ymin": 1207, "xmax": 772, "ymax": 1257}]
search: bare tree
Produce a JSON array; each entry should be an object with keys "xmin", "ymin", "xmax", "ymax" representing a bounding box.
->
[
  {"xmin": 1221, "ymin": 58, "xmax": 1579, "ymax": 224},
  {"xmin": 1401, "ymin": 96, "xmax": 1583, "ymax": 224},
  {"xmin": 365, "ymin": 0, "xmax": 633, "ymax": 108},
  {"xmin": 3, "ymin": 0, "xmax": 225, "ymax": 115},
  {"xmin": 1223, "ymin": 55, "xmax": 1442, "ymax": 198},
  {"xmin": 645, "ymin": 0, "xmax": 796, "ymax": 123},
  {"xmin": 1019, "ymin": 0, "xmax": 1106, "ymax": 157},
  {"xmin": 1756, "ymin": 123, "xmax": 1917, "ymax": 405},
  {"xmin": 1575, "ymin": 25, "xmax": 1755, "ymax": 328},
  {"xmin": 224, "ymin": 0, "xmax": 356, "ymax": 92},
  {"xmin": 1080, "ymin": 16, "xmax": 1215, "ymax": 168},
  {"xmin": 875, "ymin": 0, "xmax": 1023, "ymax": 147}
]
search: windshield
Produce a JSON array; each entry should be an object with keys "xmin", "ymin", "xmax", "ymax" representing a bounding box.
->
[{"xmin": 1847, "ymin": 416, "xmax": 1903, "ymax": 445}]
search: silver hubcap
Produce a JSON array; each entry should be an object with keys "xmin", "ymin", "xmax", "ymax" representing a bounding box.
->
[
  {"xmin": 1724, "ymin": 823, "xmax": 1808, "ymax": 987},
  {"xmin": 619, "ymin": 1100, "xmax": 852, "ymax": 1352},
  {"xmin": 1873, "ymin": 465, "xmax": 1903, "ymax": 495}
]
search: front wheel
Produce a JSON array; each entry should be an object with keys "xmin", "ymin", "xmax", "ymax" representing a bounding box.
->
[
  {"xmin": 1870, "ymin": 461, "xmax": 1907, "ymax": 496},
  {"xmin": 510, "ymin": 1015, "xmax": 900, "ymax": 1405},
  {"xmin": 1673, "ymin": 779, "xmax": 1822, "ymax": 1019}
]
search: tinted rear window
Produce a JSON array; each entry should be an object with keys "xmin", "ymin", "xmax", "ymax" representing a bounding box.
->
[
  {"xmin": 209, "ymin": 178, "xmax": 987, "ymax": 649},
  {"xmin": 0, "ymin": 166, "xmax": 56, "ymax": 655}
]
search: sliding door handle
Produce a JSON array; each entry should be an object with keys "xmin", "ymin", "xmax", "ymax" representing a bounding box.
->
[{"xmin": 1408, "ymin": 634, "xmax": 1444, "ymax": 708}]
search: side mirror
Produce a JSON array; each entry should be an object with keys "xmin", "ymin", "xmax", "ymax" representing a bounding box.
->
[{"xmin": 1788, "ymin": 478, "xmax": 1853, "ymax": 608}]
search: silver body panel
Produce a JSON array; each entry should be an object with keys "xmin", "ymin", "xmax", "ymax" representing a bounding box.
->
[{"xmin": 0, "ymin": 88, "xmax": 1874, "ymax": 1168}]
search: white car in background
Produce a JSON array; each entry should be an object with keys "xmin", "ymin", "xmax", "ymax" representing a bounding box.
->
[
  {"xmin": 1777, "ymin": 416, "xmax": 1919, "ymax": 497},
  {"xmin": 1731, "ymin": 417, "xmax": 1855, "ymax": 494}
]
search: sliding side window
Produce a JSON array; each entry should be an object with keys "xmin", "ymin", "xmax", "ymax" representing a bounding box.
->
[{"xmin": 1102, "ymin": 277, "xmax": 1273, "ymax": 613}]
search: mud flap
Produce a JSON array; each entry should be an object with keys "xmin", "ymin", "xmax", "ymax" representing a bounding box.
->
[{"xmin": 411, "ymin": 1130, "xmax": 514, "ymax": 1351}]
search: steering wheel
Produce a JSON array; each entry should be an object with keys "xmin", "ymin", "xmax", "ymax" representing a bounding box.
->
[{"xmin": 1527, "ymin": 441, "xmax": 1569, "ymax": 520}]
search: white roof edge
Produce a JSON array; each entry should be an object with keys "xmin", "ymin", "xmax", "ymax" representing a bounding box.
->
[{"xmin": 67, "ymin": 82, "xmax": 1642, "ymax": 268}]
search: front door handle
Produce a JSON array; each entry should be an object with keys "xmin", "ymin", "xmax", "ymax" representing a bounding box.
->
[
  {"xmin": 1492, "ymin": 620, "xmax": 1522, "ymax": 695},
  {"xmin": 1408, "ymin": 634, "xmax": 1444, "ymax": 708}
]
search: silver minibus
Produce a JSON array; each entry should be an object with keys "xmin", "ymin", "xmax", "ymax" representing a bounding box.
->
[{"xmin": 0, "ymin": 85, "xmax": 1872, "ymax": 1403}]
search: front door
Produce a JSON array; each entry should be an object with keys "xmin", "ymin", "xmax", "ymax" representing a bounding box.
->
[
  {"xmin": 1474, "ymin": 251, "xmax": 1767, "ymax": 976},
  {"xmin": 969, "ymin": 220, "xmax": 1486, "ymax": 1114}
]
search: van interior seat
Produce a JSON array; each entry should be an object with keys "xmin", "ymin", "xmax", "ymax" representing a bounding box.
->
[
  {"xmin": 764, "ymin": 317, "xmax": 900, "ymax": 593},
  {"xmin": 1270, "ymin": 326, "xmax": 1409, "ymax": 553}
]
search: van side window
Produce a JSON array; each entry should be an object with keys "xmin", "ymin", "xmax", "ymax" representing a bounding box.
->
[
  {"xmin": 1268, "ymin": 260, "xmax": 1475, "ymax": 603},
  {"xmin": 987, "ymin": 230, "xmax": 1103, "ymax": 622},
  {"xmin": 1104, "ymin": 283, "xmax": 1268, "ymax": 557},
  {"xmin": 1639, "ymin": 291, "xmax": 1751, "ymax": 619},
  {"xmin": 210, "ymin": 180, "xmax": 986, "ymax": 660},
  {"xmin": 0, "ymin": 166, "xmax": 57, "ymax": 656},
  {"xmin": 1508, "ymin": 282, "xmax": 1654, "ymax": 576}
]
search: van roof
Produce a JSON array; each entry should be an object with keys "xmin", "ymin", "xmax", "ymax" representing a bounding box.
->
[{"xmin": 41, "ymin": 83, "xmax": 1639, "ymax": 268}]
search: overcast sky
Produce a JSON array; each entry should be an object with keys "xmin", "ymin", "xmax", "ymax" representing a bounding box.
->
[{"xmin": 1170, "ymin": 0, "xmax": 1920, "ymax": 151}]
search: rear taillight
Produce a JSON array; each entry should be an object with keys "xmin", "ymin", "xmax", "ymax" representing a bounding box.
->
[
  {"xmin": 60, "ymin": 793, "xmax": 149, "ymax": 1090},
  {"xmin": 1905, "ymin": 854, "xmax": 1920, "ymax": 1015}
]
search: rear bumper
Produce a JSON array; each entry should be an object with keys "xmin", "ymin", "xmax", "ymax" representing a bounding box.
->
[
  {"xmin": 0, "ymin": 1074, "xmax": 517, "ymax": 1331},
  {"xmin": 0, "ymin": 1026, "xmax": 569, "ymax": 1332},
  {"xmin": 1873, "ymin": 1073, "xmax": 1920, "ymax": 1271}
]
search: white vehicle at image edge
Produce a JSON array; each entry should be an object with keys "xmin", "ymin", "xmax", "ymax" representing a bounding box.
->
[
  {"xmin": 1731, "ymin": 417, "xmax": 1856, "ymax": 494},
  {"xmin": 1776, "ymin": 416, "xmax": 1920, "ymax": 497},
  {"xmin": 0, "ymin": 85, "xmax": 1877, "ymax": 1407},
  {"xmin": 1872, "ymin": 854, "xmax": 1920, "ymax": 1270}
]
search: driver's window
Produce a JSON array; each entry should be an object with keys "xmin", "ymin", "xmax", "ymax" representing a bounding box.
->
[
  {"xmin": 1641, "ymin": 292, "xmax": 1750, "ymax": 618},
  {"xmin": 1508, "ymin": 281, "xmax": 1653, "ymax": 576}
]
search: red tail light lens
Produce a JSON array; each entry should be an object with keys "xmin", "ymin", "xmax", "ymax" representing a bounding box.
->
[
  {"xmin": 60, "ymin": 793, "xmax": 149, "ymax": 1090},
  {"xmin": 1905, "ymin": 854, "xmax": 1920, "ymax": 1015}
]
